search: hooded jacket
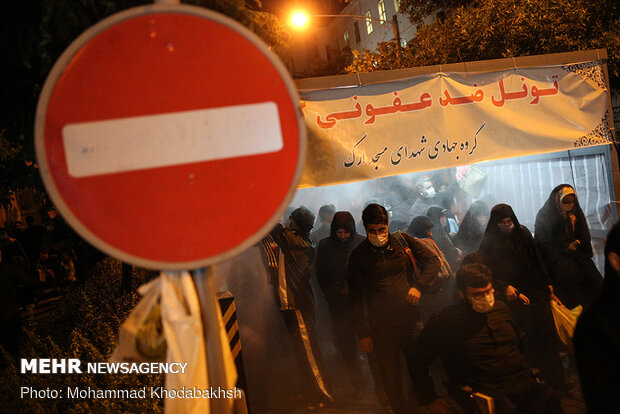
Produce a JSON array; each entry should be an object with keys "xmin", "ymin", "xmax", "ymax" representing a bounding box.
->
[
  {"xmin": 315, "ymin": 212, "xmax": 365, "ymax": 301},
  {"xmin": 267, "ymin": 222, "xmax": 316, "ymax": 311}
]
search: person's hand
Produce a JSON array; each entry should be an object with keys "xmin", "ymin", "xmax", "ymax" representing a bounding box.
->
[
  {"xmin": 550, "ymin": 290, "xmax": 565, "ymax": 307},
  {"xmin": 505, "ymin": 285, "xmax": 519, "ymax": 302},
  {"xmin": 518, "ymin": 293, "xmax": 530, "ymax": 305},
  {"xmin": 407, "ymin": 287, "xmax": 422, "ymax": 305},
  {"xmin": 567, "ymin": 240, "xmax": 580, "ymax": 252},
  {"xmin": 548, "ymin": 285, "xmax": 564, "ymax": 306},
  {"xmin": 359, "ymin": 337, "xmax": 374, "ymax": 354},
  {"xmin": 550, "ymin": 294, "xmax": 564, "ymax": 307},
  {"xmin": 425, "ymin": 398, "xmax": 455, "ymax": 414},
  {"xmin": 456, "ymin": 248, "xmax": 463, "ymax": 262}
]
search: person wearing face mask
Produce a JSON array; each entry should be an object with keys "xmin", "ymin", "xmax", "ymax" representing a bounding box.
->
[
  {"xmin": 454, "ymin": 201, "xmax": 490, "ymax": 256},
  {"xmin": 409, "ymin": 263, "xmax": 564, "ymax": 414},
  {"xmin": 408, "ymin": 176, "xmax": 440, "ymax": 221},
  {"xmin": 478, "ymin": 204, "xmax": 565, "ymax": 392},
  {"xmin": 315, "ymin": 211, "xmax": 368, "ymax": 395},
  {"xmin": 348, "ymin": 204, "xmax": 440, "ymax": 414},
  {"xmin": 534, "ymin": 184, "xmax": 603, "ymax": 310},
  {"xmin": 262, "ymin": 206, "xmax": 333, "ymax": 409}
]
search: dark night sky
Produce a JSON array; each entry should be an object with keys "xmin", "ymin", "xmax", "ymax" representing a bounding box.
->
[{"xmin": 258, "ymin": 0, "xmax": 347, "ymax": 16}]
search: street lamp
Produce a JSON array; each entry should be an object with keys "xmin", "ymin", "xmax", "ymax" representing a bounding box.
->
[
  {"xmin": 289, "ymin": 10, "xmax": 401, "ymax": 47},
  {"xmin": 291, "ymin": 11, "xmax": 309, "ymax": 28}
]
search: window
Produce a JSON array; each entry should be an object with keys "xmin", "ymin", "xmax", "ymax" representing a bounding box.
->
[
  {"xmin": 344, "ymin": 31, "xmax": 350, "ymax": 46},
  {"xmin": 354, "ymin": 22, "xmax": 361, "ymax": 42},
  {"xmin": 365, "ymin": 11, "xmax": 373, "ymax": 34},
  {"xmin": 394, "ymin": 0, "xmax": 400, "ymax": 12},
  {"xmin": 378, "ymin": 0, "xmax": 386, "ymax": 21}
]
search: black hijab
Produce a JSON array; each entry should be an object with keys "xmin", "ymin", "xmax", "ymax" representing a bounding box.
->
[
  {"xmin": 535, "ymin": 184, "xmax": 592, "ymax": 258},
  {"xmin": 455, "ymin": 200, "xmax": 489, "ymax": 253},
  {"xmin": 426, "ymin": 205, "xmax": 458, "ymax": 266},
  {"xmin": 481, "ymin": 203, "xmax": 537, "ymax": 268}
]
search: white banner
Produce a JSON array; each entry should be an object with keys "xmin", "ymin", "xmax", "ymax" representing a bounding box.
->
[{"xmin": 299, "ymin": 60, "xmax": 612, "ymax": 187}]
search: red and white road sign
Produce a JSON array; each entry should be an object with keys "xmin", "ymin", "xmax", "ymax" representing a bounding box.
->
[{"xmin": 35, "ymin": 4, "xmax": 306, "ymax": 270}]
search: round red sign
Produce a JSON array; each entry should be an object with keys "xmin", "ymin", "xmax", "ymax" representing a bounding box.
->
[{"xmin": 35, "ymin": 4, "xmax": 305, "ymax": 270}]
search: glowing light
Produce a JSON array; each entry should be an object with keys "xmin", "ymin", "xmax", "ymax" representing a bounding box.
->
[{"xmin": 290, "ymin": 11, "xmax": 309, "ymax": 28}]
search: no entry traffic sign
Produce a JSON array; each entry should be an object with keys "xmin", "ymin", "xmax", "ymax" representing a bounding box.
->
[{"xmin": 35, "ymin": 4, "xmax": 306, "ymax": 270}]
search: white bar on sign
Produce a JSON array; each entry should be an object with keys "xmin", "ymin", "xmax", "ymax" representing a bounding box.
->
[{"xmin": 62, "ymin": 102, "xmax": 283, "ymax": 177}]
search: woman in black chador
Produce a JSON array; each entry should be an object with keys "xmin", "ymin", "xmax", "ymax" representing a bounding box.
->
[
  {"xmin": 454, "ymin": 200, "xmax": 490, "ymax": 256},
  {"xmin": 479, "ymin": 204, "xmax": 564, "ymax": 390},
  {"xmin": 534, "ymin": 184, "xmax": 603, "ymax": 310}
]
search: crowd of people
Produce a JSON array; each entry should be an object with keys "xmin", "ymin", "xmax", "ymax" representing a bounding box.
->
[
  {"xmin": 0, "ymin": 206, "xmax": 100, "ymax": 355},
  {"xmin": 1, "ymin": 174, "xmax": 615, "ymax": 413},
  {"xmin": 260, "ymin": 179, "xmax": 611, "ymax": 414}
]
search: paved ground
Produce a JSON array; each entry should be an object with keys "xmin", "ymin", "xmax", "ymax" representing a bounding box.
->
[
  {"xmin": 254, "ymin": 349, "xmax": 587, "ymax": 414},
  {"xmin": 310, "ymin": 372, "xmax": 587, "ymax": 414}
]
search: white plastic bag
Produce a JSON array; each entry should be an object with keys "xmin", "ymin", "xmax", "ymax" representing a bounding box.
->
[
  {"xmin": 111, "ymin": 271, "xmax": 237, "ymax": 414},
  {"xmin": 160, "ymin": 272, "xmax": 209, "ymax": 414},
  {"xmin": 111, "ymin": 277, "xmax": 167, "ymax": 363},
  {"xmin": 550, "ymin": 299, "xmax": 582, "ymax": 351}
]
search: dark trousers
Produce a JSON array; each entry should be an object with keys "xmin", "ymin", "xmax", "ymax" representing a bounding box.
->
[
  {"xmin": 481, "ymin": 380, "xmax": 563, "ymax": 414},
  {"xmin": 372, "ymin": 320, "xmax": 423, "ymax": 414},
  {"xmin": 328, "ymin": 300, "xmax": 365, "ymax": 385},
  {"xmin": 280, "ymin": 308, "xmax": 332, "ymax": 403},
  {"xmin": 552, "ymin": 257, "xmax": 602, "ymax": 310},
  {"xmin": 510, "ymin": 296, "xmax": 565, "ymax": 390}
]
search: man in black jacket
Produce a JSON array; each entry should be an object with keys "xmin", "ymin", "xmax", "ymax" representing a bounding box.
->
[
  {"xmin": 316, "ymin": 211, "xmax": 366, "ymax": 393},
  {"xmin": 409, "ymin": 263, "xmax": 563, "ymax": 414},
  {"xmin": 263, "ymin": 206, "xmax": 332, "ymax": 408},
  {"xmin": 348, "ymin": 203, "xmax": 440, "ymax": 414}
]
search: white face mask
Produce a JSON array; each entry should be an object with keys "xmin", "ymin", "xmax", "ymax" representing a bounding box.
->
[
  {"xmin": 368, "ymin": 233, "xmax": 389, "ymax": 247},
  {"xmin": 422, "ymin": 187, "xmax": 436, "ymax": 198},
  {"xmin": 471, "ymin": 292, "xmax": 495, "ymax": 313}
]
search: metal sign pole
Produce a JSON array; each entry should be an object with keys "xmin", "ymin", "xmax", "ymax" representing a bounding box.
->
[{"xmin": 191, "ymin": 267, "xmax": 234, "ymax": 414}]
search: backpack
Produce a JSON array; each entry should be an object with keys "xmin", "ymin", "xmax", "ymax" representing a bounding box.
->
[{"xmin": 394, "ymin": 231, "xmax": 453, "ymax": 293}]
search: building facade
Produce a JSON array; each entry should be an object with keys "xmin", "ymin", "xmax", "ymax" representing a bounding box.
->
[{"xmin": 285, "ymin": 0, "xmax": 437, "ymax": 77}]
